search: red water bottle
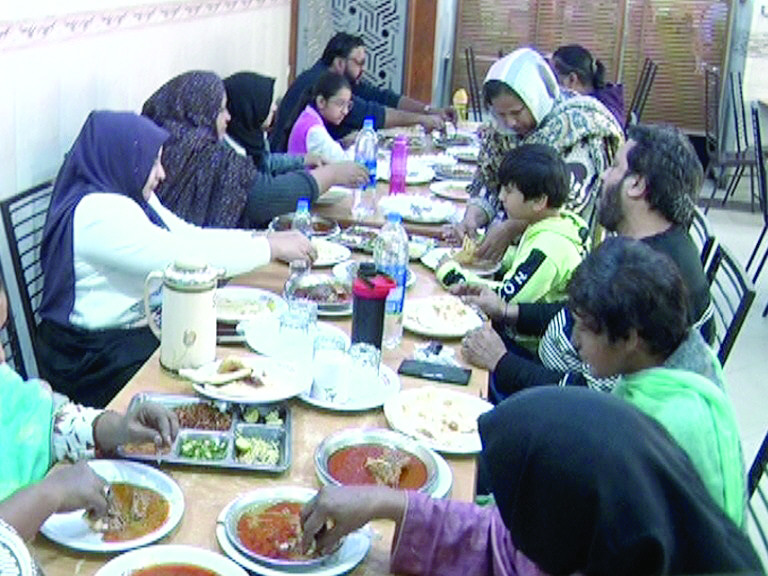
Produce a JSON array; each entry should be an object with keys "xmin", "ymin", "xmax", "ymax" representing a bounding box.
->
[
  {"xmin": 351, "ymin": 263, "xmax": 396, "ymax": 350},
  {"xmin": 389, "ymin": 135, "xmax": 407, "ymax": 195}
]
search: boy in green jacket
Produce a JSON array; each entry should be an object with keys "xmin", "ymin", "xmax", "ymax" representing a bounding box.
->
[{"xmin": 437, "ymin": 143, "xmax": 589, "ymax": 318}]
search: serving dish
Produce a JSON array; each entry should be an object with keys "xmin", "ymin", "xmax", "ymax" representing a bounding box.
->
[
  {"xmin": 383, "ymin": 386, "xmax": 493, "ymax": 454},
  {"xmin": 300, "ymin": 364, "xmax": 401, "ymax": 412},
  {"xmin": 284, "ymin": 273, "xmax": 352, "ymax": 316},
  {"xmin": 336, "ymin": 225, "xmax": 379, "ymax": 252},
  {"xmin": 267, "ymin": 213, "xmax": 340, "ymax": 238},
  {"xmin": 420, "ymin": 246, "xmax": 502, "ymax": 277},
  {"xmin": 95, "ymin": 545, "xmax": 248, "ymax": 576},
  {"xmin": 378, "ymin": 194, "xmax": 455, "ymax": 224},
  {"xmin": 402, "ymin": 295, "xmax": 484, "ymax": 339},
  {"xmin": 429, "ymin": 180, "xmax": 470, "ymax": 202},
  {"xmin": 117, "ymin": 393, "xmax": 291, "ymax": 473},
  {"xmin": 434, "ymin": 163, "xmax": 475, "ymax": 181},
  {"xmin": 215, "ymin": 287, "xmax": 287, "ymax": 324},
  {"xmin": 41, "ymin": 460, "xmax": 184, "ymax": 553},
  {"xmin": 432, "ymin": 132, "xmax": 477, "ymax": 148},
  {"xmin": 221, "ymin": 487, "xmax": 340, "ymax": 568},
  {"xmin": 311, "ymin": 238, "xmax": 351, "ymax": 267},
  {"xmin": 314, "ymin": 428, "xmax": 440, "ymax": 494}
]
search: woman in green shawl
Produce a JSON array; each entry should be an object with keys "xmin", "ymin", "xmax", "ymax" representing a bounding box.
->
[
  {"xmin": 451, "ymin": 47, "xmax": 623, "ymax": 263},
  {"xmin": 0, "ymin": 281, "xmax": 178, "ymax": 540},
  {"xmin": 568, "ymin": 237, "xmax": 745, "ymax": 526}
]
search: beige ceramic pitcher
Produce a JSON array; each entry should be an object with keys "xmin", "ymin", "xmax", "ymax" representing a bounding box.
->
[{"xmin": 144, "ymin": 260, "xmax": 221, "ymax": 371}]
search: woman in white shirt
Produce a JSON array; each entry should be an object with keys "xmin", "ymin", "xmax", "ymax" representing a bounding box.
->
[
  {"xmin": 37, "ymin": 110, "xmax": 314, "ymax": 407},
  {"xmin": 284, "ymin": 71, "xmax": 356, "ymax": 163}
]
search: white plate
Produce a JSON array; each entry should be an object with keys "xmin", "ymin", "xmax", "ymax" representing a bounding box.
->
[
  {"xmin": 446, "ymin": 145, "xmax": 480, "ymax": 163},
  {"xmin": 183, "ymin": 355, "xmax": 311, "ymax": 404},
  {"xmin": 332, "ymin": 260, "xmax": 415, "ymax": 289},
  {"xmin": 429, "ymin": 180, "xmax": 470, "ymax": 202},
  {"xmin": 216, "ymin": 286, "xmax": 287, "ymax": 324},
  {"xmin": 312, "ymin": 239, "xmax": 352, "ymax": 267},
  {"xmin": 40, "ymin": 460, "xmax": 184, "ymax": 553},
  {"xmin": 378, "ymin": 195, "xmax": 455, "ymax": 224},
  {"xmin": 383, "ymin": 386, "xmax": 493, "ymax": 454},
  {"xmin": 316, "ymin": 185, "xmax": 353, "ymax": 206},
  {"xmin": 377, "ymin": 161, "xmax": 436, "ymax": 184},
  {"xmin": 0, "ymin": 520, "xmax": 35, "ymax": 576},
  {"xmin": 242, "ymin": 321, "xmax": 349, "ymax": 358},
  {"xmin": 402, "ymin": 295, "xmax": 484, "ymax": 339},
  {"xmin": 300, "ymin": 364, "xmax": 401, "ymax": 412},
  {"xmin": 216, "ymin": 488, "xmax": 371, "ymax": 576},
  {"xmin": 95, "ymin": 544, "xmax": 248, "ymax": 576}
]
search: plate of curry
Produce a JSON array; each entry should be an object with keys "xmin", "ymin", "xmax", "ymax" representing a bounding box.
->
[
  {"xmin": 314, "ymin": 428, "xmax": 441, "ymax": 494},
  {"xmin": 221, "ymin": 487, "xmax": 341, "ymax": 568},
  {"xmin": 95, "ymin": 544, "xmax": 247, "ymax": 576},
  {"xmin": 41, "ymin": 460, "xmax": 184, "ymax": 552}
]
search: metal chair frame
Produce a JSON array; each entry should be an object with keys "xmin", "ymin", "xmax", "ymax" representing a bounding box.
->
[
  {"xmin": 704, "ymin": 69, "xmax": 758, "ymax": 213},
  {"xmin": 624, "ymin": 57, "xmax": 657, "ymax": 129},
  {"xmin": 465, "ymin": 46, "xmax": 483, "ymax": 123},
  {"xmin": 0, "ymin": 181, "xmax": 54, "ymax": 371},
  {"xmin": 688, "ymin": 205, "xmax": 717, "ymax": 270},
  {"xmin": 746, "ymin": 103, "xmax": 768, "ymax": 316},
  {"xmin": 747, "ymin": 429, "xmax": 768, "ymax": 561},
  {"xmin": 705, "ymin": 242, "xmax": 756, "ymax": 366}
]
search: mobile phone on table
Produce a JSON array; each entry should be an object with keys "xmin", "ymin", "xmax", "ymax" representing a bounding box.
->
[{"xmin": 397, "ymin": 360, "xmax": 471, "ymax": 385}]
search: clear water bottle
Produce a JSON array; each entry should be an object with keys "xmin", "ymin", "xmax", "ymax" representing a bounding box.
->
[
  {"xmin": 291, "ymin": 197, "xmax": 312, "ymax": 236},
  {"xmin": 374, "ymin": 212, "xmax": 409, "ymax": 348},
  {"xmin": 352, "ymin": 117, "xmax": 378, "ymax": 220},
  {"xmin": 389, "ymin": 135, "xmax": 407, "ymax": 195}
]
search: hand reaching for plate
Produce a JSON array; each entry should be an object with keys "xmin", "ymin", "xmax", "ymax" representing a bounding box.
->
[
  {"xmin": 300, "ymin": 485, "xmax": 406, "ymax": 554},
  {"xmin": 449, "ymin": 283, "xmax": 505, "ymax": 321},
  {"xmin": 461, "ymin": 326, "xmax": 507, "ymax": 371}
]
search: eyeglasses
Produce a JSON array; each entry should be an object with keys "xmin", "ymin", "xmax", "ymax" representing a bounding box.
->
[{"xmin": 329, "ymin": 98, "xmax": 354, "ymax": 112}]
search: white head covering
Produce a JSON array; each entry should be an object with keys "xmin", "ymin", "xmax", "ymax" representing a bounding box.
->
[{"xmin": 484, "ymin": 48, "xmax": 560, "ymax": 125}]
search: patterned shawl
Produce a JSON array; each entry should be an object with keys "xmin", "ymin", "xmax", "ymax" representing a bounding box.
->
[
  {"xmin": 142, "ymin": 71, "xmax": 255, "ymax": 228},
  {"xmin": 469, "ymin": 49, "xmax": 623, "ymax": 215}
]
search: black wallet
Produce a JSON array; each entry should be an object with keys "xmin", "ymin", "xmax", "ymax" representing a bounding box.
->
[{"xmin": 397, "ymin": 360, "xmax": 471, "ymax": 385}]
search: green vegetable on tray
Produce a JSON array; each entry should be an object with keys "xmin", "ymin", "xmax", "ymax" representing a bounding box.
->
[
  {"xmin": 235, "ymin": 435, "xmax": 280, "ymax": 466},
  {"xmin": 179, "ymin": 437, "xmax": 228, "ymax": 460}
]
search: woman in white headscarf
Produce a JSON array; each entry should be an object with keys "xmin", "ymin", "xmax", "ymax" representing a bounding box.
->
[{"xmin": 452, "ymin": 48, "xmax": 623, "ymax": 262}]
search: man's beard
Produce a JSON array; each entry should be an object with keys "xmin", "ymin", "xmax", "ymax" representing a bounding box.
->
[
  {"xmin": 344, "ymin": 68, "xmax": 360, "ymax": 86},
  {"xmin": 597, "ymin": 178, "xmax": 625, "ymax": 233}
]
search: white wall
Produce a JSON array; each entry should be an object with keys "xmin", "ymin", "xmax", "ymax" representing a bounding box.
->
[{"xmin": 0, "ymin": 0, "xmax": 292, "ymax": 199}]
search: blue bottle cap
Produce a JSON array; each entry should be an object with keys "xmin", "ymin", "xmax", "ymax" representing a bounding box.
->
[
  {"xmin": 386, "ymin": 212, "xmax": 402, "ymax": 223},
  {"xmin": 363, "ymin": 117, "xmax": 375, "ymax": 131},
  {"xmin": 296, "ymin": 198, "xmax": 309, "ymax": 211}
]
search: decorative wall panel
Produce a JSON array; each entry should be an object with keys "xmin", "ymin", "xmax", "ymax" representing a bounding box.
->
[{"xmin": 297, "ymin": 0, "xmax": 407, "ymax": 92}]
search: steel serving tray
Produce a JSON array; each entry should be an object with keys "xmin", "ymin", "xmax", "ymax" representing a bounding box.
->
[
  {"xmin": 118, "ymin": 392, "xmax": 291, "ymax": 473},
  {"xmin": 267, "ymin": 213, "xmax": 340, "ymax": 238}
]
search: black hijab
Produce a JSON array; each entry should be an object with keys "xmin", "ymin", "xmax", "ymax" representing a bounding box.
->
[
  {"xmin": 223, "ymin": 71, "xmax": 275, "ymax": 168},
  {"xmin": 478, "ymin": 387, "xmax": 761, "ymax": 576}
]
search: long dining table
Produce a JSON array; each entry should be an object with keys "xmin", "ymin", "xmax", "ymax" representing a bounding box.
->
[{"xmin": 30, "ymin": 175, "xmax": 489, "ymax": 576}]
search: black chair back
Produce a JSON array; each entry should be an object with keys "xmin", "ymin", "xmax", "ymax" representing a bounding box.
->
[
  {"xmin": 465, "ymin": 46, "xmax": 483, "ymax": 122},
  {"xmin": 704, "ymin": 65, "xmax": 722, "ymax": 158},
  {"xmin": 0, "ymin": 297, "xmax": 27, "ymax": 378},
  {"xmin": 705, "ymin": 242, "xmax": 756, "ymax": 365},
  {"xmin": 0, "ymin": 181, "xmax": 54, "ymax": 365},
  {"xmin": 746, "ymin": 102, "xmax": 768, "ymax": 285},
  {"xmin": 747, "ymin": 429, "xmax": 768, "ymax": 561},
  {"xmin": 689, "ymin": 205, "xmax": 717, "ymax": 270},
  {"xmin": 625, "ymin": 57, "xmax": 658, "ymax": 129}
]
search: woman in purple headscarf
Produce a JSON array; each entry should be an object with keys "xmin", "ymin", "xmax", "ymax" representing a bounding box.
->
[
  {"xmin": 142, "ymin": 71, "xmax": 367, "ymax": 228},
  {"xmin": 37, "ymin": 111, "xmax": 314, "ymax": 407}
]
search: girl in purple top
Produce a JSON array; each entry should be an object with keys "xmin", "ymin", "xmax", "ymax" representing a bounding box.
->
[
  {"xmin": 284, "ymin": 72, "xmax": 355, "ymax": 163},
  {"xmin": 300, "ymin": 388, "xmax": 761, "ymax": 575}
]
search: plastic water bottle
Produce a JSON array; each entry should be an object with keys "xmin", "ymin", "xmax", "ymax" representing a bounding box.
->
[
  {"xmin": 352, "ymin": 117, "xmax": 378, "ymax": 220},
  {"xmin": 389, "ymin": 135, "xmax": 407, "ymax": 195},
  {"xmin": 374, "ymin": 212, "xmax": 409, "ymax": 348},
  {"xmin": 291, "ymin": 198, "xmax": 312, "ymax": 236}
]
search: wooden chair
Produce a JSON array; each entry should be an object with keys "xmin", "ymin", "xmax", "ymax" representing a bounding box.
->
[
  {"xmin": 0, "ymin": 181, "xmax": 54, "ymax": 370},
  {"xmin": 705, "ymin": 242, "xmax": 756, "ymax": 366},
  {"xmin": 704, "ymin": 69, "xmax": 758, "ymax": 213},
  {"xmin": 688, "ymin": 205, "xmax": 717, "ymax": 270},
  {"xmin": 624, "ymin": 57, "xmax": 658, "ymax": 129},
  {"xmin": 747, "ymin": 429, "xmax": 768, "ymax": 562},
  {"xmin": 465, "ymin": 46, "xmax": 483, "ymax": 122}
]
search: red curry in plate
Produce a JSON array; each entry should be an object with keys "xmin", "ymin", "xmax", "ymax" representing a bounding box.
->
[
  {"xmin": 327, "ymin": 444, "xmax": 428, "ymax": 490},
  {"xmin": 236, "ymin": 501, "xmax": 318, "ymax": 561}
]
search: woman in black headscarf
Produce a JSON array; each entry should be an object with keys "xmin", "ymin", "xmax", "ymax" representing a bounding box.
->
[
  {"xmin": 300, "ymin": 387, "xmax": 762, "ymax": 575},
  {"xmin": 223, "ymin": 72, "xmax": 320, "ymax": 174}
]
